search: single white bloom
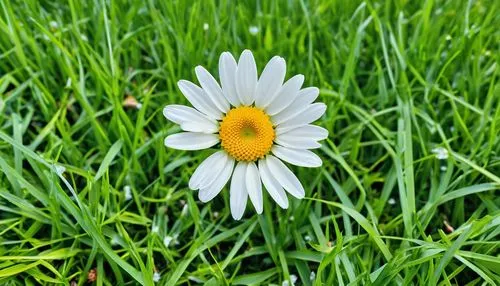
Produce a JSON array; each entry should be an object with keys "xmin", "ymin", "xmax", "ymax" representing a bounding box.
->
[
  {"xmin": 440, "ymin": 165, "xmax": 447, "ymax": 171},
  {"xmin": 203, "ymin": 23, "xmax": 209, "ymax": 31},
  {"xmin": 151, "ymin": 224, "xmax": 159, "ymax": 233},
  {"xmin": 388, "ymin": 198, "xmax": 396, "ymax": 205},
  {"xmin": 309, "ymin": 271, "xmax": 316, "ymax": 281},
  {"xmin": 153, "ymin": 272, "xmax": 161, "ymax": 282},
  {"xmin": 290, "ymin": 274, "xmax": 298, "ymax": 284},
  {"xmin": 49, "ymin": 21, "xmax": 58, "ymax": 30},
  {"xmin": 164, "ymin": 50, "xmax": 328, "ymax": 220},
  {"xmin": 124, "ymin": 185, "xmax": 132, "ymax": 201},
  {"xmin": 431, "ymin": 147, "xmax": 449, "ymax": 160},
  {"xmin": 110, "ymin": 234, "xmax": 120, "ymax": 245},
  {"xmin": 163, "ymin": 235, "xmax": 173, "ymax": 247},
  {"xmin": 249, "ymin": 26, "xmax": 259, "ymax": 35}
]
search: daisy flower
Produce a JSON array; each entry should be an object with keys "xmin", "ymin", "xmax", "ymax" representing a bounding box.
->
[{"xmin": 163, "ymin": 50, "xmax": 327, "ymax": 220}]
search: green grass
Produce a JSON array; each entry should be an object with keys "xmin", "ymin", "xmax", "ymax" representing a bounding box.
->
[{"xmin": 1, "ymin": 0, "xmax": 499, "ymax": 285}]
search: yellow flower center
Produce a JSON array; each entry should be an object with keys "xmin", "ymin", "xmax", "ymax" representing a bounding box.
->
[{"xmin": 219, "ymin": 106, "xmax": 275, "ymax": 161}]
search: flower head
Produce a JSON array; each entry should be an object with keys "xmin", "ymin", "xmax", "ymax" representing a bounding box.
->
[
  {"xmin": 164, "ymin": 50, "xmax": 327, "ymax": 220},
  {"xmin": 249, "ymin": 26, "xmax": 259, "ymax": 35},
  {"xmin": 431, "ymin": 147, "xmax": 449, "ymax": 160}
]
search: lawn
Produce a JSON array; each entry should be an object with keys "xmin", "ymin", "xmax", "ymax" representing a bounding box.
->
[{"xmin": 0, "ymin": 0, "xmax": 499, "ymax": 285}]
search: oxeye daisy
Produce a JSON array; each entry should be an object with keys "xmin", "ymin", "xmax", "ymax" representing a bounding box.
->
[{"xmin": 164, "ymin": 50, "xmax": 327, "ymax": 220}]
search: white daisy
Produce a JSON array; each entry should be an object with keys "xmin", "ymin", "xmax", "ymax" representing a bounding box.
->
[{"xmin": 163, "ymin": 50, "xmax": 328, "ymax": 220}]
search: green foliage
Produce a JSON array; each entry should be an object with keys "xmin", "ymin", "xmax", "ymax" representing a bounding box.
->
[{"xmin": 0, "ymin": 0, "xmax": 499, "ymax": 285}]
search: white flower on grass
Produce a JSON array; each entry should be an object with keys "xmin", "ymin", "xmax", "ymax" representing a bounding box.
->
[
  {"xmin": 123, "ymin": 185, "xmax": 132, "ymax": 201},
  {"xmin": 431, "ymin": 147, "xmax": 449, "ymax": 160},
  {"xmin": 49, "ymin": 20, "xmax": 58, "ymax": 30},
  {"xmin": 282, "ymin": 275, "xmax": 298, "ymax": 286},
  {"xmin": 203, "ymin": 23, "xmax": 209, "ymax": 31},
  {"xmin": 309, "ymin": 271, "xmax": 316, "ymax": 281},
  {"xmin": 249, "ymin": 26, "xmax": 259, "ymax": 35},
  {"xmin": 163, "ymin": 235, "xmax": 173, "ymax": 247},
  {"xmin": 153, "ymin": 272, "xmax": 161, "ymax": 282},
  {"xmin": 163, "ymin": 50, "xmax": 328, "ymax": 220}
]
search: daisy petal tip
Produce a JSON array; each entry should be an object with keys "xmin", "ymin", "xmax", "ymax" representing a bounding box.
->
[
  {"xmin": 310, "ymin": 87, "xmax": 320, "ymax": 95},
  {"xmin": 198, "ymin": 190, "xmax": 212, "ymax": 203},
  {"xmin": 162, "ymin": 106, "xmax": 170, "ymax": 119},
  {"xmin": 198, "ymin": 192, "xmax": 209, "ymax": 203},
  {"xmin": 221, "ymin": 51, "xmax": 233, "ymax": 60},
  {"xmin": 163, "ymin": 136, "xmax": 171, "ymax": 148},
  {"xmin": 230, "ymin": 201, "xmax": 246, "ymax": 220},
  {"xmin": 187, "ymin": 180, "xmax": 197, "ymax": 191},
  {"xmin": 231, "ymin": 212, "xmax": 243, "ymax": 220}
]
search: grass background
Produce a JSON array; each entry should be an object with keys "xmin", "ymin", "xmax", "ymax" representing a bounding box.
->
[{"xmin": 1, "ymin": 0, "xmax": 499, "ymax": 285}]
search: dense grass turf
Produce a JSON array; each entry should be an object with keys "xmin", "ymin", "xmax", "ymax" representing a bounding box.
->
[{"xmin": 1, "ymin": 0, "xmax": 499, "ymax": 285}]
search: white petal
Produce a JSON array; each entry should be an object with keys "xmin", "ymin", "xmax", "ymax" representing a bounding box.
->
[
  {"xmin": 275, "ymin": 103, "xmax": 326, "ymax": 132},
  {"xmin": 271, "ymin": 87, "xmax": 319, "ymax": 125},
  {"xmin": 195, "ymin": 66, "xmax": 230, "ymax": 113},
  {"xmin": 265, "ymin": 155, "xmax": 305, "ymax": 199},
  {"xmin": 272, "ymin": 145, "xmax": 322, "ymax": 168},
  {"xmin": 219, "ymin": 52, "xmax": 241, "ymax": 107},
  {"xmin": 275, "ymin": 125, "xmax": 328, "ymax": 149},
  {"xmin": 236, "ymin": 50, "xmax": 258, "ymax": 105},
  {"xmin": 230, "ymin": 162, "xmax": 249, "ymax": 220},
  {"xmin": 276, "ymin": 124, "xmax": 328, "ymax": 138},
  {"xmin": 258, "ymin": 159, "xmax": 288, "ymax": 209},
  {"xmin": 198, "ymin": 157, "xmax": 235, "ymax": 202},
  {"xmin": 264, "ymin": 75, "xmax": 304, "ymax": 115},
  {"xmin": 255, "ymin": 56, "xmax": 286, "ymax": 108},
  {"xmin": 189, "ymin": 151, "xmax": 227, "ymax": 190},
  {"xmin": 246, "ymin": 162, "xmax": 263, "ymax": 214},
  {"xmin": 177, "ymin": 80, "xmax": 223, "ymax": 120},
  {"xmin": 163, "ymin": 105, "xmax": 218, "ymax": 133},
  {"xmin": 196, "ymin": 153, "xmax": 228, "ymax": 189},
  {"xmin": 274, "ymin": 136, "xmax": 321, "ymax": 149},
  {"xmin": 179, "ymin": 122, "xmax": 218, "ymax": 134},
  {"xmin": 164, "ymin": 132, "xmax": 219, "ymax": 151}
]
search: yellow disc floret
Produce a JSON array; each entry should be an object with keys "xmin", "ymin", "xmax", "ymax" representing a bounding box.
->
[{"xmin": 219, "ymin": 106, "xmax": 275, "ymax": 161}]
